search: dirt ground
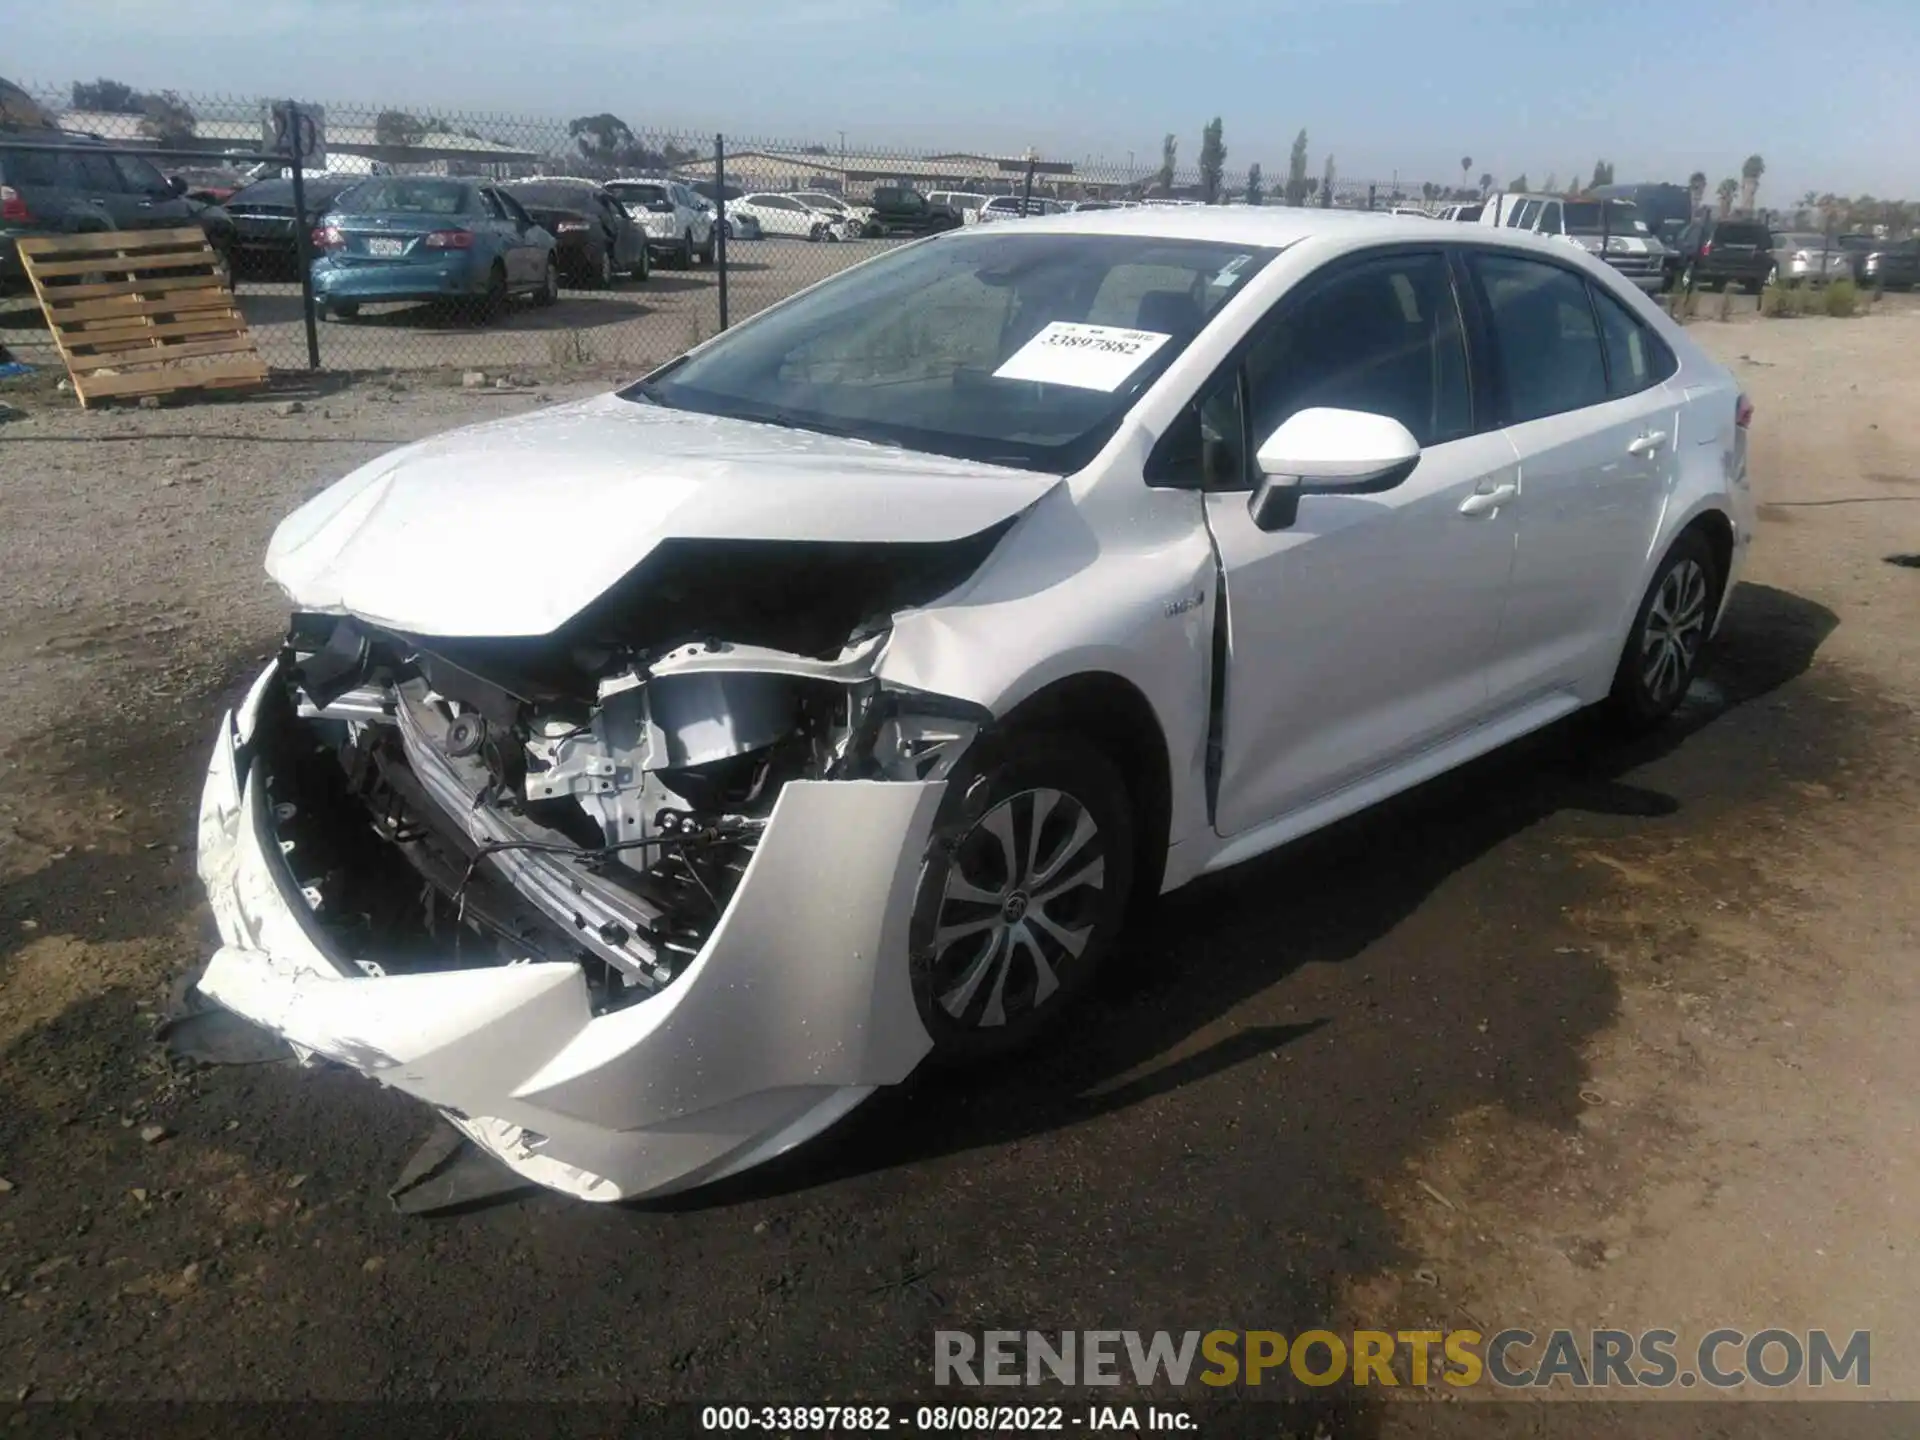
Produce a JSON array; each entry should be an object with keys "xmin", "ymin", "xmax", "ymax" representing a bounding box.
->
[{"xmin": 1, "ymin": 296, "xmax": 1918, "ymax": 1430}]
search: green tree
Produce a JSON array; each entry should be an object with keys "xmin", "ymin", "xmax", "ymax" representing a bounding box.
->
[
  {"xmin": 1739, "ymin": 153, "xmax": 1765, "ymax": 214},
  {"xmin": 1716, "ymin": 177, "xmax": 1739, "ymax": 215},
  {"xmin": 1479, "ymin": 171, "xmax": 1493, "ymax": 196},
  {"xmin": 1688, "ymin": 171, "xmax": 1708, "ymax": 215},
  {"xmin": 136, "ymin": 90, "xmax": 195, "ymax": 146},
  {"xmin": 1590, "ymin": 159, "xmax": 1614, "ymax": 188},
  {"xmin": 70, "ymin": 78, "xmax": 142, "ymax": 113},
  {"xmin": 1460, "ymin": 155, "xmax": 1472, "ymax": 192},
  {"xmin": 1285, "ymin": 128, "xmax": 1309, "ymax": 206},
  {"xmin": 1244, "ymin": 162, "xmax": 1264, "ymax": 206},
  {"xmin": 1156, "ymin": 132, "xmax": 1177, "ymax": 195},
  {"xmin": 568, "ymin": 113, "xmax": 638, "ymax": 167},
  {"xmin": 1542, "ymin": 173, "xmax": 1558, "ymax": 195},
  {"xmin": 1198, "ymin": 116, "xmax": 1226, "ymax": 204},
  {"xmin": 1508, "ymin": 174, "xmax": 1530, "ymax": 193},
  {"xmin": 374, "ymin": 110, "xmax": 430, "ymax": 148},
  {"xmin": 1321, "ymin": 153, "xmax": 1335, "ymax": 205}
]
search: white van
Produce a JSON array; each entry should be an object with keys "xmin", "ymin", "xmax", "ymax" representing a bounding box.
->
[{"xmin": 1479, "ymin": 193, "xmax": 1665, "ymax": 292}]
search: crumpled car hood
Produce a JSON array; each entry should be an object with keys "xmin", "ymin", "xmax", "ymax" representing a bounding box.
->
[{"xmin": 266, "ymin": 392, "xmax": 1058, "ymax": 637}]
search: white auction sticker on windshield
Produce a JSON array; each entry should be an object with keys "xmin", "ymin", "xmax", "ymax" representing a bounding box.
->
[{"xmin": 992, "ymin": 322, "xmax": 1173, "ymax": 392}]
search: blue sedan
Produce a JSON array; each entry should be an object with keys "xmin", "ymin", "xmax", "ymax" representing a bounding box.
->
[{"xmin": 310, "ymin": 177, "xmax": 558, "ymax": 321}]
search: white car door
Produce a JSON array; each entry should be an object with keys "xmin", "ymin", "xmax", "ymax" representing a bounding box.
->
[
  {"xmin": 1161, "ymin": 247, "xmax": 1522, "ymax": 836},
  {"xmin": 1463, "ymin": 251, "xmax": 1679, "ymax": 708}
]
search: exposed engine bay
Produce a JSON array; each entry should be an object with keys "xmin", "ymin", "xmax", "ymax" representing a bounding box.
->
[{"xmin": 259, "ymin": 536, "xmax": 996, "ymax": 1015}]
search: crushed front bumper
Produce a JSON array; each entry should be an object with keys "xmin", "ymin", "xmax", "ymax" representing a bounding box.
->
[{"xmin": 195, "ymin": 663, "xmax": 941, "ymax": 1202}]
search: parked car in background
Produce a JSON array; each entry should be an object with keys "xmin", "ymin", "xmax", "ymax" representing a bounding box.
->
[
  {"xmin": 1669, "ymin": 216, "xmax": 1774, "ymax": 293},
  {"xmin": 926, "ymin": 190, "xmax": 988, "ymax": 223},
  {"xmin": 1861, "ymin": 238, "xmax": 1919, "ymax": 290},
  {"xmin": 1479, "ymin": 194, "xmax": 1664, "ymax": 292},
  {"xmin": 503, "ymin": 179, "xmax": 649, "ymax": 286},
  {"xmin": 976, "ymin": 195, "xmax": 1054, "ymax": 223},
  {"xmin": 1436, "ymin": 201, "xmax": 1484, "ymax": 221},
  {"xmin": 197, "ymin": 208, "xmax": 1752, "ymax": 1204},
  {"xmin": 1834, "ymin": 233, "xmax": 1879, "ymax": 282},
  {"xmin": 793, "ymin": 191, "xmax": 871, "ymax": 230},
  {"xmin": 222, "ymin": 173, "xmax": 362, "ymax": 278},
  {"xmin": 309, "ymin": 177, "xmax": 557, "ymax": 321},
  {"xmin": 1767, "ymin": 231, "xmax": 1852, "ymax": 286},
  {"xmin": 861, "ymin": 185, "xmax": 964, "ymax": 237},
  {"xmin": 1589, "ymin": 183, "xmax": 1695, "ymax": 247},
  {"xmin": 605, "ymin": 178, "xmax": 713, "ymax": 267},
  {"xmin": 168, "ymin": 163, "xmax": 251, "ymax": 205},
  {"xmin": 243, "ymin": 155, "xmax": 392, "ymax": 184},
  {"xmin": 1, "ymin": 129, "xmax": 234, "ymax": 288},
  {"xmin": 682, "ymin": 182, "xmax": 762, "ymax": 241},
  {"xmin": 727, "ymin": 193, "xmax": 849, "ymax": 241}
]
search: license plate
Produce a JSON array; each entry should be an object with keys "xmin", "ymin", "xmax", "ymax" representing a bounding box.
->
[{"xmin": 365, "ymin": 237, "xmax": 406, "ymax": 257}]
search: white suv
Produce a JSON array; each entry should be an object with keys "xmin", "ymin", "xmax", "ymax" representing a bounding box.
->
[
  {"xmin": 195, "ymin": 209, "xmax": 1752, "ymax": 1204},
  {"xmin": 605, "ymin": 177, "xmax": 714, "ymax": 267}
]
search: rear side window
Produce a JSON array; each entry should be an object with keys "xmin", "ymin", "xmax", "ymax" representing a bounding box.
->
[
  {"xmin": 1590, "ymin": 284, "xmax": 1677, "ymax": 397},
  {"xmin": 1470, "ymin": 253, "xmax": 1608, "ymax": 423},
  {"xmin": 69, "ymin": 151, "xmax": 124, "ymax": 192},
  {"xmin": 1716, "ymin": 222, "xmax": 1769, "ymax": 246},
  {"xmin": 0, "ymin": 148, "xmax": 65, "ymax": 187}
]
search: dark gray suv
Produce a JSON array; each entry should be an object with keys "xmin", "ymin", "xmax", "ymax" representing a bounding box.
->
[{"xmin": 1, "ymin": 131, "xmax": 234, "ymax": 291}]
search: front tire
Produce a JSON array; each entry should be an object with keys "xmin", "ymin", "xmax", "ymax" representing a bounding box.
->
[
  {"xmin": 1606, "ymin": 531, "xmax": 1719, "ymax": 732},
  {"xmin": 909, "ymin": 735, "xmax": 1135, "ymax": 1065}
]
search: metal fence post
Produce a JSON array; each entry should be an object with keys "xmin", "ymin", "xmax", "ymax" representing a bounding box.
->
[
  {"xmin": 1367, "ymin": 184, "xmax": 1376, "ymax": 213},
  {"xmin": 285, "ymin": 102, "xmax": 321, "ymax": 371},
  {"xmin": 1022, "ymin": 152, "xmax": 1037, "ymax": 214},
  {"xmin": 714, "ymin": 133, "xmax": 729, "ymax": 333},
  {"xmin": 1601, "ymin": 197, "xmax": 1611, "ymax": 264}
]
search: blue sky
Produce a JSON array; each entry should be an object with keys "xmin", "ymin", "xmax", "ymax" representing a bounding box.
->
[{"xmin": 10, "ymin": 0, "xmax": 1916, "ymax": 198}]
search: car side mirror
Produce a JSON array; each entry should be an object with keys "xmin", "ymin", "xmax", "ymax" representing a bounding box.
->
[
  {"xmin": 1247, "ymin": 408, "xmax": 1421, "ymax": 532},
  {"xmin": 167, "ymin": 175, "xmax": 188, "ymax": 196}
]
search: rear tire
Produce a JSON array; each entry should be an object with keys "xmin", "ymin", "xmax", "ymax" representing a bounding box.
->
[
  {"xmin": 697, "ymin": 231, "xmax": 715, "ymax": 264},
  {"xmin": 1605, "ymin": 530, "xmax": 1720, "ymax": 734},
  {"xmin": 908, "ymin": 733, "xmax": 1135, "ymax": 1066}
]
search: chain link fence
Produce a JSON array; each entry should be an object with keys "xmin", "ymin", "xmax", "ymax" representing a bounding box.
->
[{"xmin": 4, "ymin": 81, "xmax": 1463, "ymax": 378}]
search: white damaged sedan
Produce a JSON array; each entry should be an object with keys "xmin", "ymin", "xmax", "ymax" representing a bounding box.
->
[{"xmin": 196, "ymin": 208, "xmax": 1754, "ymax": 1202}]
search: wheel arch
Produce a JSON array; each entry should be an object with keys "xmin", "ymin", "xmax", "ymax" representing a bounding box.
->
[{"xmin": 991, "ymin": 670, "xmax": 1173, "ymax": 907}]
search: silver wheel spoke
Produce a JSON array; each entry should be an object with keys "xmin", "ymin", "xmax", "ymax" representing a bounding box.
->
[
  {"xmin": 1010, "ymin": 923, "xmax": 1060, "ymax": 1007},
  {"xmin": 1031, "ymin": 809, "xmax": 1099, "ymax": 890},
  {"xmin": 1025, "ymin": 788, "xmax": 1061, "ymax": 878},
  {"xmin": 944, "ymin": 874, "xmax": 1005, "ymax": 907},
  {"xmin": 939, "ymin": 928, "xmax": 1007, "ymax": 1019},
  {"xmin": 981, "ymin": 804, "xmax": 1020, "ymax": 890},
  {"xmin": 979, "ymin": 934, "xmax": 1018, "ymax": 1027},
  {"xmin": 1034, "ymin": 854, "xmax": 1105, "ymax": 905},
  {"xmin": 935, "ymin": 913, "xmax": 1001, "ymax": 949}
]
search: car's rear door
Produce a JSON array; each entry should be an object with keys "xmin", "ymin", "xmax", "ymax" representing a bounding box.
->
[
  {"xmin": 1177, "ymin": 246, "xmax": 1524, "ymax": 834},
  {"xmin": 1463, "ymin": 249, "xmax": 1678, "ymax": 709}
]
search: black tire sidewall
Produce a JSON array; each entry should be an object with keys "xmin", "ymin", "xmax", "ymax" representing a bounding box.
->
[
  {"xmin": 908, "ymin": 734, "xmax": 1135, "ymax": 1066},
  {"xmin": 1607, "ymin": 530, "xmax": 1720, "ymax": 731}
]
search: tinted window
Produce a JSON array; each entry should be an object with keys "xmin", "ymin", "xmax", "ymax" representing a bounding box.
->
[
  {"xmin": 1715, "ymin": 222, "xmax": 1770, "ymax": 246},
  {"xmin": 1242, "ymin": 251, "xmax": 1472, "ymax": 449},
  {"xmin": 112, "ymin": 154, "xmax": 169, "ymax": 193},
  {"xmin": 477, "ymin": 189, "xmax": 507, "ymax": 220},
  {"xmin": 506, "ymin": 182, "xmax": 595, "ymax": 208},
  {"xmin": 1591, "ymin": 285, "xmax": 1675, "ymax": 396},
  {"xmin": 497, "ymin": 191, "xmax": 535, "ymax": 227},
  {"xmin": 0, "ymin": 148, "xmax": 64, "ymax": 187},
  {"xmin": 1472, "ymin": 253, "xmax": 1608, "ymax": 423},
  {"xmin": 1537, "ymin": 201, "xmax": 1563, "ymax": 233},
  {"xmin": 71, "ymin": 151, "xmax": 124, "ymax": 192}
]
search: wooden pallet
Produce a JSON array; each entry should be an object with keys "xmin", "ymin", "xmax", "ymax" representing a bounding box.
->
[{"xmin": 16, "ymin": 228, "xmax": 269, "ymax": 408}]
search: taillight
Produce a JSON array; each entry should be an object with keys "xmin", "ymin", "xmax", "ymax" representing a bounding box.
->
[
  {"xmin": 423, "ymin": 229, "xmax": 474, "ymax": 249},
  {"xmin": 0, "ymin": 184, "xmax": 29, "ymax": 223},
  {"xmin": 1735, "ymin": 394, "xmax": 1754, "ymax": 429},
  {"xmin": 312, "ymin": 224, "xmax": 342, "ymax": 250},
  {"xmin": 1793, "ymin": 250, "xmax": 1811, "ymax": 263},
  {"xmin": 1700, "ymin": 239, "xmax": 1712, "ymax": 256}
]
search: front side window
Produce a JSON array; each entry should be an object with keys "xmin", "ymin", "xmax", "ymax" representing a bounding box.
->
[
  {"xmin": 1243, "ymin": 250, "xmax": 1472, "ymax": 449},
  {"xmin": 71, "ymin": 151, "xmax": 124, "ymax": 192},
  {"xmin": 1471, "ymin": 253, "xmax": 1608, "ymax": 423},
  {"xmin": 112, "ymin": 154, "xmax": 169, "ymax": 194},
  {"xmin": 630, "ymin": 231, "xmax": 1274, "ymax": 473}
]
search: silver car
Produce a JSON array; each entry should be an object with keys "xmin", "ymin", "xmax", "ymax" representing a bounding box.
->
[{"xmin": 1768, "ymin": 232, "xmax": 1852, "ymax": 286}]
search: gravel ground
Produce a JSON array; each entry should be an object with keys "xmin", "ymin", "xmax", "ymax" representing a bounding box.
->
[{"xmin": 1, "ymin": 299, "xmax": 1919, "ymax": 1431}]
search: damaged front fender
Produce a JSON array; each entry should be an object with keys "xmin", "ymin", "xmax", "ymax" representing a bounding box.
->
[{"xmin": 196, "ymin": 669, "xmax": 944, "ymax": 1202}]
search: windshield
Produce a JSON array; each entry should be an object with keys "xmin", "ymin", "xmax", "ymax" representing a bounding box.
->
[
  {"xmin": 798, "ymin": 193, "xmax": 845, "ymax": 209},
  {"xmin": 1780, "ymin": 233, "xmax": 1824, "ymax": 248},
  {"xmin": 627, "ymin": 231, "xmax": 1274, "ymax": 473},
  {"xmin": 333, "ymin": 179, "xmax": 470, "ymax": 215},
  {"xmin": 609, "ymin": 182, "xmax": 671, "ymax": 210},
  {"xmin": 1564, "ymin": 201, "xmax": 1642, "ymax": 234}
]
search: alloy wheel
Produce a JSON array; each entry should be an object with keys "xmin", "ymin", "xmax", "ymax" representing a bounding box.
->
[
  {"xmin": 928, "ymin": 787, "xmax": 1106, "ymax": 1030},
  {"xmin": 1640, "ymin": 557, "xmax": 1710, "ymax": 707}
]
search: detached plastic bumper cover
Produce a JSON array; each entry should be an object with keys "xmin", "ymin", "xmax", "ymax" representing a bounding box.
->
[{"xmin": 195, "ymin": 663, "xmax": 941, "ymax": 1202}]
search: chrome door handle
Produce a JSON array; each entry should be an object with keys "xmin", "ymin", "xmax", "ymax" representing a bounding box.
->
[
  {"xmin": 1458, "ymin": 483, "xmax": 1518, "ymax": 516},
  {"xmin": 1627, "ymin": 430, "xmax": 1670, "ymax": 456}
]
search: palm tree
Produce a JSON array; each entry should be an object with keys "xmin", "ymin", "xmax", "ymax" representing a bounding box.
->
[
  {"xmin": 1738, "ymin": 154, "xmax": 1765, "ymax": 215},
  {"xmin": 1688, "ymin": 171, "xmax": 1708, "ymax": 215},
  {"xmin": 1460, "ymin": 155, "xmax": 1472, "ymax": 191},
  {"xmin": 1716, "ymin": 177, "xmax": 1738, "ymax": 216},
  {"xmin": 1479, "ymin": 171, "xmax": 1494, "ymax": 197}
]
